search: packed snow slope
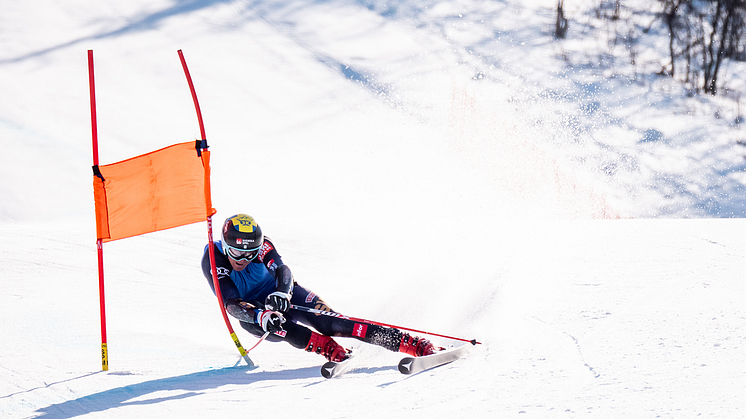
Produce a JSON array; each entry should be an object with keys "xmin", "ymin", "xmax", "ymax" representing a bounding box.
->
[
  {"xmin": 1, "ymin": 0, "xmax": 745, "ymax": 418},
  {"xmin": 2, "ymin": 220, "xmax": 744, "ymax": 418}
]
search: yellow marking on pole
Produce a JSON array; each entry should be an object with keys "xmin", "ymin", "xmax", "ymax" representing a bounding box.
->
[
  {"xmin": 101, "ymin": 343, "xmax": 109, "ymax": 371},
  {"xmin": 230, "ymin": 332, "xmax": 248, "ymax": 356}
]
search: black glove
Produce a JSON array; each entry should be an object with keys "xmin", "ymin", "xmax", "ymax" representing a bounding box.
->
[
  {"xmin": 265, "ymin": 291, "xmax": 291, "ymax": 312},
  {"xmin": 256, "ymin": 309, "xmax": 285, "ymax": 333}
]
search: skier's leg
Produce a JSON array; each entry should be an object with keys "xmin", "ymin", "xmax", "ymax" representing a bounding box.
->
[
  {"xmin": 238, "ymin": 293, "xmax": 349, "ymax": 362},
  {"xmin": 289, "ymin": 284, "xmax": 440, "ymax": 356},
  {"xmin": 342, "ymin": 321, "xmax": 441, "ymax": 356}
]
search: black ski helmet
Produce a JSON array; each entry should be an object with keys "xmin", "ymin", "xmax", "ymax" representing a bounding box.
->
[{"xmin": 221, "ymin": 214, "xmax": 264, "ymax": 256}]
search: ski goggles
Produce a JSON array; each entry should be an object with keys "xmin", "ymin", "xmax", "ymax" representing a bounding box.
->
[{"xmin": 225, "ymin": 246, "xmax": 260, "ymax": 261}]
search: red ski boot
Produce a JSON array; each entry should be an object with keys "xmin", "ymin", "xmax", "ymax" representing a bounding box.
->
[
  {"xmin": 306, "ymin": 332, "xmax": 350, "ymax": 362},
  {"xmin": 398, "ymin": 333, "xmax": 442, "ymax": 357}
]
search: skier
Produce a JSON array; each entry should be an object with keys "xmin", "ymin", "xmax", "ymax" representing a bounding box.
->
[{"xmin": 201, "ymin": 213, "xmax": 440, "ymax": 362}]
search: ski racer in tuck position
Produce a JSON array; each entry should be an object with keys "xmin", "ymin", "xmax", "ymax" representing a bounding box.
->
[{"xmin": 201, "ymin": 213, "xmax": 440, "ymax": 362}]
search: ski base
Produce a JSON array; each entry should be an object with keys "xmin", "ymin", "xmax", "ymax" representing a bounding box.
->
[{"xmin": 398, "ymin": 343, "xmax": 472, "ymax": 375}]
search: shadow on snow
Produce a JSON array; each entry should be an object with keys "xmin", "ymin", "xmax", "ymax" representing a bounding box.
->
[
  {"xmin": 32, "ymin": 365, "xmax": 320, "ymax": 419},
  {"xmin": 0, "ymin": 0, "xmax": 232, "ymax": 64}
]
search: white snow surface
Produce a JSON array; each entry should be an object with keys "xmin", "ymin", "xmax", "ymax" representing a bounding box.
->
[{"xmin": 1, "ymin": 0, "xmax": 745, "ymax": 418}]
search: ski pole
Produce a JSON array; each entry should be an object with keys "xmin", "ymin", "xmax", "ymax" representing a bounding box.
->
[
  {"xmin": 289, "ymin": 305, "xmax": 480, "ymax": 345},
  {"xmin": 245, "ymin": 331, "xmax": 270, "ymax": 352}
]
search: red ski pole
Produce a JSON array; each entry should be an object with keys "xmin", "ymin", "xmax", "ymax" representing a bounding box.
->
[{"xmin": 290, "ymin": 304, "xmax": 480, "ymax": 345}]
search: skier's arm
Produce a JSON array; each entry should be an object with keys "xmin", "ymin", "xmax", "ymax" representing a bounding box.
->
[
  {"xmin": 200, "ymin": 244, "xmax": 258, "ymax": 323},
  {"xmin": 258, "ymin": 238, "xmax": 294, "ymax": 311},
  {"xmin": 201, "ymin": 243, "xmax": 241, "ymax": 300}
]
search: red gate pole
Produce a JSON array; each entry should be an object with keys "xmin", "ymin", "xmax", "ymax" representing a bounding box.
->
[
  {"xmin": 178, "ymin": 50, "xmax": 254, "ymax": 366},
  {"xmin": 88, "ymin": 49, "xmax": 108, "ymax": 371}
]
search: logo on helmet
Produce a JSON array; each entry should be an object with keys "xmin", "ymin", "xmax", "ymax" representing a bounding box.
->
[{"xmin": 231, "ymin": 214, "xmax": 258, "ymax": 233}]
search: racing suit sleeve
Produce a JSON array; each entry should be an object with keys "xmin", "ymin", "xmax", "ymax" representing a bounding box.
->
[
  {"xmin": 258, "ymin": 237, "xmax": 294, "ymax": 297},
  {"xmin": 200, "ymin": 243, "xmax": 257, "ymax": 323}
]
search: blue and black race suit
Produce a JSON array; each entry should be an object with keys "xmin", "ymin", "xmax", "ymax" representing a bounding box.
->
[{"xmin": 201, "ymin": 237, "xmax": 403, "ymax": 351}]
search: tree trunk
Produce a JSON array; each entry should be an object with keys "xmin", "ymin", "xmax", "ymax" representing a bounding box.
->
[
  {"xmin": 556, "ymin": 0, "xmax": 569, "ymax": 39},
  {"xmin": 704, "ymin": 1, "xmax": 723, "ymax": 94},
  {"xmin": 710, "ymin": 2, "xmax": 734, "ymax": 95}
]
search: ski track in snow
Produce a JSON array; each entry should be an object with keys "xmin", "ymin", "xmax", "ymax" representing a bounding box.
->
[{"xmin": 1, "ymin": 0, "xmax": 745, "ymax": 418}]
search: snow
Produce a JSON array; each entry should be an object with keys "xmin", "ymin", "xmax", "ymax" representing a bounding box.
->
[{"xmin": 1, "ymin": 0, "xmax": 745, "ymax": 418}]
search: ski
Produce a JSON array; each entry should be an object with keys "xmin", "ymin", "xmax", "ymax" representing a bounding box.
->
[
  {"xmin": 320, "ymin": 356, "xmax": 358, "ymax": 379},
  {"xmin": 398, "ymin": 343, "xmax": 472, "ymax": 375},
  {"xmin": 320, "ymin": 346, "xmax": 363, "ymax": 379},
  {"xmin": 321, "ymin": 343, "xmax": 474, "ymax": 378}
]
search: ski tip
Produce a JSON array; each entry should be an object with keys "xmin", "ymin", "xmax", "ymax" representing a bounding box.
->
[
  {"xmin": 321, "ymin": 362, "xmax": 334, "ymax": 378},
  {"xmin": 398, "ymin": 357, "xmax": 415, "ymax": 374},
  {"xmin": 321, "ymin": 362, "xmax": 336, "ymax": 379}
]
